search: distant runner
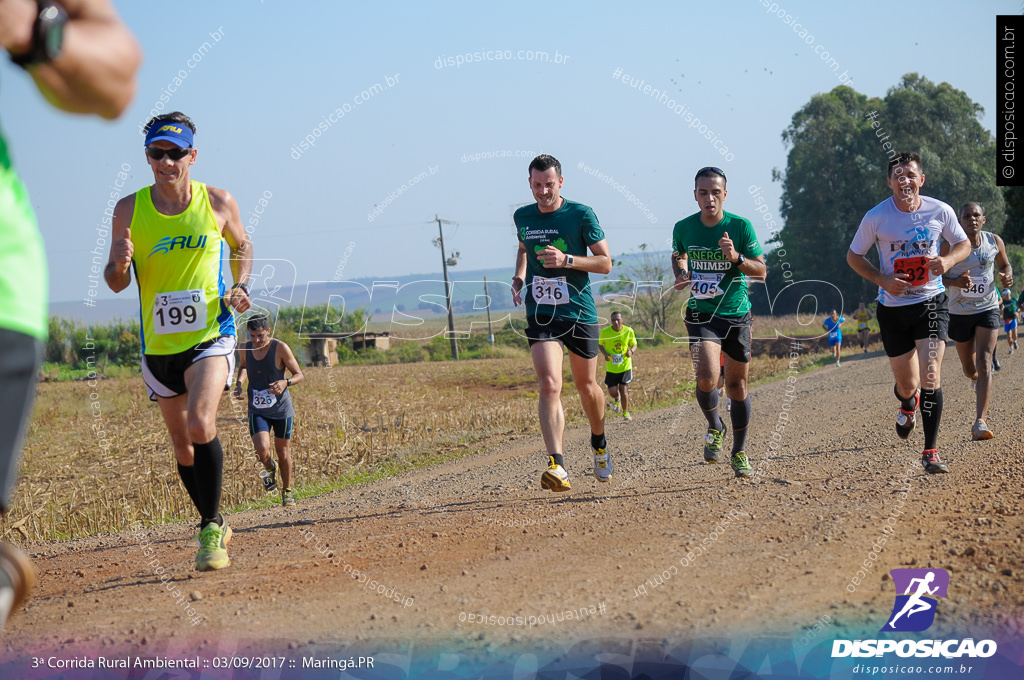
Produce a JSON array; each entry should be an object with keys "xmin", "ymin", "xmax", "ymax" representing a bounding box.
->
[
  {"xmin": 847, "ymin": 152, "xmax": 969, "ymax": 474},
  {"xmin": 853, "ymin": 301, "xmax": 872, "ymax": 353},
  {"xmin": 941, "ymin": 202, "xmax": 1011, "ymax": 441},
  {"xmin": 823, "ymin": 310, "xmax": 845, "ymax": 367},
  {"xmin": 598, "ymin": 311, "xmax": 637, "ymax": 421},
  {"xmin": 234, "ymin": 315, "xmax": 303, "ymax": 506},
  {"xmin": 1000, "ymin": 289, "xmax": 1019, "ymax": 355},
  {"xmin": 0, "ymin": 0, "xmax": 139, "ymax": 629},
  {"xmin": 511, "ymin": 154, "xmax": 613, "ymax": 492},
  {"xmin": 106, "ymin": 112, "xmax": 252, "ymax": 570},
  {"xmin": 672, "ymin": 166, "xmax": 766, "ymax": 479}
]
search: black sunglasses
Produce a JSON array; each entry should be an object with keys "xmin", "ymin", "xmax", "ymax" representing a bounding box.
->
[
  {"xmin": 146, "ymin": 146, "xmax": 192, "ymax": 161},
  {"xmin": 695, "ymin": 166, "xmax": 727, "ymax": 180}
]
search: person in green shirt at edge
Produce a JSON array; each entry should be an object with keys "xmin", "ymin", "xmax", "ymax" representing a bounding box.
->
[
  {"xmin": 598, "ymin": 311, "xmax": 637, "ymax": 421},
  {"xmin": 0, "ymin": 0, "xmax": 140, "ymax": 630},
  {"xmin": 511, "ymin": 154, "xmax": 613, "ymax": 493},
  {"xmin": 671, "ymin": 166, "xmax": 766, "ymax": 479}
]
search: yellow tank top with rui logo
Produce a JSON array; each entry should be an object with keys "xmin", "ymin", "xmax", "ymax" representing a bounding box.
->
[{"xmin": 130, "ymin": 181, "xmax": 235, "ymax": 355}]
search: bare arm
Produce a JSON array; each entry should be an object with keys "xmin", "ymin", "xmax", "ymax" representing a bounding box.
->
[
  {"xmin": 847, "ymin": 248, "xmax": 911, "ymax": 297},
  {"xmin": 672, "ymin": 251, "xmax": 690, "ymax": 291},
  {"xmin": 535, "ymin": 238, "xmax": 612, "ymax": 274},
  {"xmin": 3, "ymin": 0, "xmax": 141, "ymax": 119},
  {"xmin": 103, "ymin": 193, "xmax": 135, "ymax": 292},
  {"xmin": 995, "ymin": 234, "xmax": 1014, "ymax": 289},
  {"xmin": 268, "ymin": 342, "xmax": 303, "ymax": 396},
  {"xmin": 511, "ymin": 241, "xmax": 527, "ymax": 307},
  {"xmin": 233, "ymin": 349, "xmax": 247, "ymax": 399},
  {"xmin": 209, "ymin": 186, "xmax": 253, "ymax": 313}
]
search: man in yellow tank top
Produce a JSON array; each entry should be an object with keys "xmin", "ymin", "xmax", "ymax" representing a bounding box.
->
[{"xmin": 105, "ymin": 112, "xmax": 252, "ymax": 572}]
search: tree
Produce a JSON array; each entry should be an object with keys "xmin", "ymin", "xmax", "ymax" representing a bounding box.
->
[
  {"xmin": 599, "ymin": 244, "xmax": 684, "ymax": 338},
  {"xmin": 769, "ymin": 74, "xmax": 1002, "ymax": 312}
]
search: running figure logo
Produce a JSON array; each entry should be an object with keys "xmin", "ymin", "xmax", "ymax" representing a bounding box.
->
[{"xmin": 881, "ymin": 568, "xmax": 950, "ymax": 632}]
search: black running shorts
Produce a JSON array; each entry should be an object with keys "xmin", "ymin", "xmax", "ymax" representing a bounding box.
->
[
  {"xmin": 525, "ymin": 315, "xmax": 599, "ymax": 359},
  {"xmin": 684, "ymin": 308, "xmax": 752, "ymax": 363},
  {"xmin": 948, "ymin": 309, "xmax": 1000, "ymax": 344},
  {"xmin": 876, "ymin": 292, "xmax": 949, "ymax": 358}
]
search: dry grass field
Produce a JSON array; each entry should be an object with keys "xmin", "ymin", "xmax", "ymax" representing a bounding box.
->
[{"xmin": 1, "ymin": 317, "xmax": 835, "ymax": 543}]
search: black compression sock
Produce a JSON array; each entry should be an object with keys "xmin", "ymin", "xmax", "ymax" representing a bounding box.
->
[
  {"xmin": 920, "ymin": 388, "xmax": 943, "ymax": 450},
  {"xmin": 192, "ymin": 437, "xmax": 225, "ymax": 528},
  {"xmin": 591, "ymin": 433, "xmax": 607, "ymax": 451},
  {"xmin": 730, "ymin": 397, "xmax": 752, "ymax": 454},
  {"xmin": 176, "ymin": 462, "xmax": 201, "ymax": 513},
  {"xmin": 695, "ymin": 387, "xmax": 724, "ymax": 431}
]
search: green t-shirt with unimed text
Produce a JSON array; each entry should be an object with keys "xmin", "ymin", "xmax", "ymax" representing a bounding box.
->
[{"xmin": 672, "ymin": 210, "xmax": 762, "ymax": 317}]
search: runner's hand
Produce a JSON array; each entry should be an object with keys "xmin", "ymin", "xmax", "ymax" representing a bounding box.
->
[
  {"xmin": 232, "ymin": 385, "xmax": 244, "ymax": 400},
  {"xmin": 999, "ymin": 271, "xmax": 1014, "ymax": 289},
  {"xmin": 881, "ymin": 272, "xmax": 913, "ymax": 296},
  {"xmin": 224, "ymin": 287, "xmax": 251, "ymax": 313},
  {"xmin": 112, "ymin": 226, "xmax": 134, "ymax": 270},
  {"xmin": 719, "ymin": 231, "xmax": 737, "ymax": 262},
  {"xmin": 511, "ymin": 276, "xmax": 524, "ymax": 307},
  {"xmin": 537, "ymin": 244, "xmax": 565, "ymax": 269},
  {"xmin": 673, "ymin": 271, "xmax": 691, "ymax": 291},
  {"xmin": 270, "ymin": 379, "xmax": 286, "ymax": 396},
  {"xmin": 925, "ymin": 255, "xmax": 952, "ymax": 277},
  {"xmin": 0, "ymin": 0, "xmax": 36, "ymax": 54},
  {"xmin": 947, "ymin": 270, "xmax": 972, "ymax": 289}
]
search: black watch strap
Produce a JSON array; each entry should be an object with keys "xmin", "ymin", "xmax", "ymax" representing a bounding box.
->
[
  {"xmin": 10, "ymin": 2, "xmax": 68, "ymax": 69},
  {"xmin": 735, "ymin": 254, "xmax": 746, "ymax": 266},
  {"xmin": 232, "ymin": 282, "xmax": 251, "ymax": 296}
]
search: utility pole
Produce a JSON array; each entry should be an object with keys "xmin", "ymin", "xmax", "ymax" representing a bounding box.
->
[
  {"xmin": 435, "ymin": 214, "xmax": 459, "ymax": 360},
  {"xmin": 483, "ymin": 275, "xmax": 494, "ymax": 346}
]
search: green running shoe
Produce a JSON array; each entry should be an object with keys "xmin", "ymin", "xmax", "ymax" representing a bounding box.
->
[
  {"xmin": 703, "ymin": 424, "xmax": 727, "ymax": 463},
  {"xmin": 730, "ymin": 451, "xmax": 752, "ymax": 478},
  {"xmin": 195, "ymin": 521, "xmax": 231, "ymax": 572}
]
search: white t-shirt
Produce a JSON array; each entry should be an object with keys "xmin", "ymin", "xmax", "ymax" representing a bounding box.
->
[{"xmin": 849, "ymin": 196, "xmax": 968, "ymax": 307}]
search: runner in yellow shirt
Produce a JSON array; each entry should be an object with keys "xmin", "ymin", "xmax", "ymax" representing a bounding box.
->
[
  {"xmin": 598, "ymin": 311, "xmax": 637, "ymax": 421},
  {"xmin": 105, "ymin": 112, "xmax": 252, "ymax": 571}
]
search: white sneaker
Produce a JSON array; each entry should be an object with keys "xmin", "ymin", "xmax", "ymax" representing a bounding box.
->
[
  {"xmin": 592, "ymin": 448, "xmax": 613, "ymax": 483},
  {"xmin": 611, "ymin": 400, "xmax": 620, "ymax": 412}
]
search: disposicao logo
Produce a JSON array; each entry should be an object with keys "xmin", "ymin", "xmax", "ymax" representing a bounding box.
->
[
  {"xmin": 882, "ymin": 568, "xmax": 948, "ymax": 632},
  {"xmin": 831, "ymin": 568, "xmax": 997, "ymax": 659}
]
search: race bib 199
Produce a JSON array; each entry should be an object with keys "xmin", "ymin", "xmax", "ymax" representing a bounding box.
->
[
  {"xmin": 893, "ymin": 256, "xmax": 930, "ymax": 287},
  {"xmin": 252, "ymin": 388, "xmax": 277, "ymax": 409},
  {"xmin": 690, "ymin": 272, "xmax": 724, "ymax": 300},
  {"xmin": 961, "ymin": 274, "xmax": 991, "ymax": 299},
  {"xmin": 154, "ymin": 289, "xmax": 207, "ymax": 335},
  {"xmin": 532, "ymin": 276, "xmax": 569, "ymax": 305}
]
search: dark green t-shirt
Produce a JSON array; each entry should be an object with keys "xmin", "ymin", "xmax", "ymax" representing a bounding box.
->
[
  {"xmin": 514, "ymin": 199, "xmax": 605, "ymax": 323},
  {"xmin": 672, "ymin": 210, "xmax": 763, "ymax": 317}
]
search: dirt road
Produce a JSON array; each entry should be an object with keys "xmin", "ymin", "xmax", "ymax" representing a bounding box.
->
[{"xmin": 2, "ymin": 344, "xmax": 1022, "ymax": 673}]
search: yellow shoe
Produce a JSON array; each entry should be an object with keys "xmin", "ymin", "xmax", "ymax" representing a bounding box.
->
[
  {"xmin": 541, "ymin": 459, "xmax": 571, "ymax": 492},
  {"xmin": 195, "ymin": 521, "xmax": 232, "ymax": 571}
]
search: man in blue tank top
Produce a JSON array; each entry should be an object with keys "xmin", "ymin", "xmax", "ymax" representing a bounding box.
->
[{"xmin": 234, "ymin": 315, "xmax": 303, "ymax": 506}]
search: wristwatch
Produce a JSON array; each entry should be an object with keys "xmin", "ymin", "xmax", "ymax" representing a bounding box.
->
[
  {"xmin": 565, "ymin": 254, "xmax": 575, "ymax": 268},
  {"xmin": 734, "ymin": 254, "xmax": 746, "ymax": 267},
  {"xmin": 232, "ymin": 282, "xmax": 251, "ymax": 296},
  {"xmin": 286, "ymin": 378, "xmax": 291, "ymax": 387},
  {"xmin": 10, "ymin": 1, "xmax": 68, "ymax": 69}
]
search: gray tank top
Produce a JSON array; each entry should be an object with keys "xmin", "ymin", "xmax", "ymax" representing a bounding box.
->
[
  {"xmin": 244, "ymin": 339, "xmax": 294, "ymax": 419},
  {"xmin": 947, "ymin": 231, "xmax": 1000, "ymax": 315}
]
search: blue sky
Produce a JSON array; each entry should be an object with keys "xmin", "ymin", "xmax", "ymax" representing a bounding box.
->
[{"xmin": 1, "ymin": 0, "xmax": 1015, "ymax": 306}]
